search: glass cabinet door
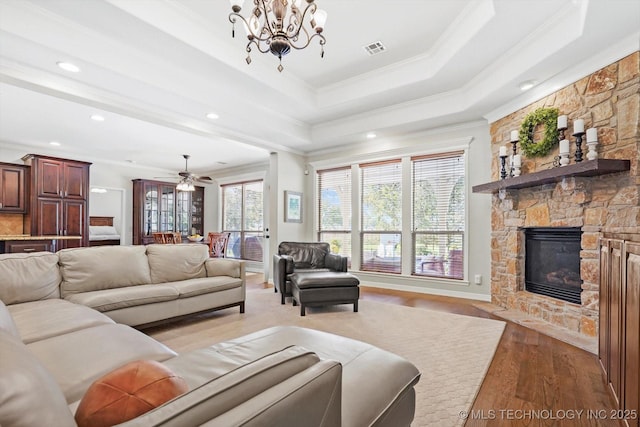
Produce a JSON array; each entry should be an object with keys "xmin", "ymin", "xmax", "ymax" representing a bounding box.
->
[
  {"xmin": 144, "ymin": 184, "xmax": 158, "ymax": 235},
  {"xmin": 160, "ymin": 185, "xmax": 175, "ymax": 232}
]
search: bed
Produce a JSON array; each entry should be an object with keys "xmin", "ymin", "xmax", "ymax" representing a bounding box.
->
[{"xmin": 89, "ymin": 216, "xmax": 121, "ymax": 246}]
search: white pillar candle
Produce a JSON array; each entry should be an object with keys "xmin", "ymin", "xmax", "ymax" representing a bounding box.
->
[
  {"xmin": 574, "ymin": 119, "xmax": 584, "ymax": 134},
  {"xmin": 499, "ymin": 146, "xmax": 507, "ymax": 156},
  {"xmin": 559, "ymin": 139, "xmax": 570, "ymax": 154},
  {"xmin": 513, "ymin": 154, "xmax": 521, "ymax": 166},
  {"xmin": 586, "ymin": 127, "xmax": 598, "ymax": 142},
  {"xmin": 510, "ymin": 130, "xmax": 519, "ymax": 142},
  {"xmin": 557, "ymin": 115, "xmax": 567, "ymax": 129}
]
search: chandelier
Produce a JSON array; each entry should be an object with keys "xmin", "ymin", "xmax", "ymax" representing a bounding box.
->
[{"xmin": 228, "ymin": 0, "xmax": 327, "ymax": 72}]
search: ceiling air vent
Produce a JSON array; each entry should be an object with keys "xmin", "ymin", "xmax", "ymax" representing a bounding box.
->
[{"xmin": 363, "ymin": 41, "xmax": 386, "ymax": 56}]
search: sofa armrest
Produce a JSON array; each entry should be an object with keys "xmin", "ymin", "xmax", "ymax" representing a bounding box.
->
[
  {"xmin": 117, "ymin": 346, "xmax": 341, "ymax": 427},
  {"xmin": 205, "ymin": 259, "xmax": 245, "ymax": 281},
  {"xmin": 325, "ymin": 253, "xmax": 347, "ymax": 272}
]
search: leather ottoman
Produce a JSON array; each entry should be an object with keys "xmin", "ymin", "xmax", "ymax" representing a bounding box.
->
[{"xmin": 290, "ymin": 271, "xmax": 360, "ymax": 316}]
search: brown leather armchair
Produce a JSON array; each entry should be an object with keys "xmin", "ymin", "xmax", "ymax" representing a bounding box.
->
[{"xmin": 272, "ymin": 242, "xmax": 348, "ymax": 304}]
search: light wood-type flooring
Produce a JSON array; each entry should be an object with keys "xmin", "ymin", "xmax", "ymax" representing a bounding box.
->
[{"xmin": 244, "ymin": 274, "xmax": 621, "ymax": 427}]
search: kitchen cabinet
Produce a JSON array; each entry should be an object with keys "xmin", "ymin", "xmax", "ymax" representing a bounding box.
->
[
  {"xmin": 0, "ymin": 162, "xmax": 27, "ymax": 213},
  {"xmin": 23, "ymin": 154, "xmax": 91, "ymax": 250}
]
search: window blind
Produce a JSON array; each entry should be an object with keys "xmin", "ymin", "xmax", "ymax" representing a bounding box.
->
[
  {"xmin": 412, "ymin": 152, "xmax": 465, "ymax": 279},
  {"xmin": 360, "ymin": 160, "xmax": 402, "ymax": 274},
  {"xmin": 317, "ymin": 167, "xmax": 352, "ymax": 261}
]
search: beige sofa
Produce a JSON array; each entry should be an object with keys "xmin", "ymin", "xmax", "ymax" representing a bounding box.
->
[
  {"xmin": 0, "ymin": 248, "xmax": 420, "ymax": 426},
  {"xmin": 56, "ymin": 244, "xmax": 245, "ymax": 326}
]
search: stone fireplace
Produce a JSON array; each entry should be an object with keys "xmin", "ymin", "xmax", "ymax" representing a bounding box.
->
[{"xmin": 484, "ymin": 52, "xmax": 639, "ymax": 337}]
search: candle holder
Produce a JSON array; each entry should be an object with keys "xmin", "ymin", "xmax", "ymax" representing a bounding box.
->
[
  {"xmin": 558, "ymin": 126, "xmax": 567, "ymax": 142},
  {"xmin": 500, "ymin": 155, "xmax": 508, "ymax": 179},
  {"xmin": 586, "ymin": 141, "xmax": 598, "ymax": 160},
  {"xmin": 513, "ymin": 164, "xmax": 521, "ymax": 177},
  {"xmin": 573, "ymin": 131, "xmax": 585, "ymax": 163}
]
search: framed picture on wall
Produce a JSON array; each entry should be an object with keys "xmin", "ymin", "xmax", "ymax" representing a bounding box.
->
[{"xmin": 284, "ymin": 191, "xmax": 303, "ymax": 223}]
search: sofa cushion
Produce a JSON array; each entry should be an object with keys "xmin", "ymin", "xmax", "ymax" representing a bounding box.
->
[
  {"xmin": 27, "ymin": 324, "xmax": 177, "ymax": 403},
  {"xmin": 146, "ymin": 244, "xmax": 208, "ymax": 284},
  {"xmin": 8, "ymin": 299, "xmax": 114, "ymax": 344},
  {"xmin": 167, "ymin": 277, "xmax": 243, "ymax": 299},
  {"xmin": 59, "ymin": 246, "xmax": 151, "ymax": 297},
  {"xmin": 0, "ymin": 299, "xmax": 20, "ymax": 339},
  {"xmin": 0, "ymin": 252, "xmax": 61, "ymax": 304},
  {"xmin": 65, "ymin": 284, "xmax": 179, "ymax": 312},
  {"xmin": 0, "ymin": 329, "xmax": 76, "ymax": 427}
]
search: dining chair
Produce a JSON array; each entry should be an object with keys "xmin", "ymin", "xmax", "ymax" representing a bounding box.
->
[{"xmin": 208, "ymin": 232, "xmax": 230, "ymax": 257}]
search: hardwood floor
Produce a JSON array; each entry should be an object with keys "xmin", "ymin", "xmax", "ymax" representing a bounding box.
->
[{"xmin": 247, "ymin": 275, "xmax": 621, "ymax": 426}]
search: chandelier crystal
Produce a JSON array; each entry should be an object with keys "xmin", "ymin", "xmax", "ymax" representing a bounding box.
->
[{"xmin": 229, "ymin": 0, "xmax": 327, "ymax": 72}]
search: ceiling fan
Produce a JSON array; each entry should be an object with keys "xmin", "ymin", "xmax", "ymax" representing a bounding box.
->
[{"xmin": 155, "ymin": 154, "xmax": 212, "ymax": 190}]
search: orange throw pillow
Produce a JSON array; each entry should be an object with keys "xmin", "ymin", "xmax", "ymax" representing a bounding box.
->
[{"xmin": 75, "ymin": 360, "xmax": 188, "ymax": 427}]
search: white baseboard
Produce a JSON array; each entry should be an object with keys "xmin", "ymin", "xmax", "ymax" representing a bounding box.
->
[{"xmin": 359, "ymin": 281, "xmax": 491, "ymax": 302}]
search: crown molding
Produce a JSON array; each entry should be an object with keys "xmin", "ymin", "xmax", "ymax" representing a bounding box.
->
[{"xmin": 483, "ymin": 32, "xmax": 640, "ymax": 124}]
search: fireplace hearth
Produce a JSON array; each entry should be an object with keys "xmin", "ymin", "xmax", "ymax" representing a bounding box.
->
[{"xmin": 524, "ymin": 227, "xmax": 582, "ymax": 305}]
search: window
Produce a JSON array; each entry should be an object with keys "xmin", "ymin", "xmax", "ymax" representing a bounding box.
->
[
  {"xmin": 412, "ymin": 152, "xmax": 465, "ymax": 279},
  {"xmin": 317, "ymin": 167, "xmax": 352, "ymax": 262},
  {"xmin": 222, "ymin": 180, "xmax": 264, "ymax": 261},
  {"xmin": 360, "ymin": 160, "xmax": 402, "ymax": 274}
]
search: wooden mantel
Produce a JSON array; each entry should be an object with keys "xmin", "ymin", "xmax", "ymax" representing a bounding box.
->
[{"xmin": 472, "ymin": 159, "xmax": 631, "ymax": 193}]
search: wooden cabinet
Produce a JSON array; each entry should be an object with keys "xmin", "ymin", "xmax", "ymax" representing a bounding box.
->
[
  {"xmin": 132, "ymin": 179, "xmax": 204, "ymax": 245},
  {"xmin": 599, "ymin": 235, "xmax": 640, "ymax": 427},
  {"xmin": 23, "ymin": 155, "xmax": 91, "ymax": 250},
  {"xmin": 3, "ymin": 240, "xmax": 52, "ymax": 253},
  {"xmin": 0, "ymin": 162, "xmax": 27, "ymax": 213}
]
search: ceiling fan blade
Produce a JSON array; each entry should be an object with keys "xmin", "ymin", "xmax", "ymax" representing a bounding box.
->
[
  {"xmin": 196, "ymin": 176, "xmax": 212, "ymax": 181},
  {"xmin": 178, "ymin": 171, "xmax": 193, "ymax": 178},
  {"xmin": 153, "ymin": 176, "xmax": 178, "ymax": 179}
]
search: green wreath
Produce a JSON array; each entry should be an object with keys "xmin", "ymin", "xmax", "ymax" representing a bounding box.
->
[{"xmin": 519, "ymin": 107, "xmax": 559, "ymax": 157}]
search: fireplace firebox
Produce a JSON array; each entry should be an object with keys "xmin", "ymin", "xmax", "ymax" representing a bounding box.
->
[{"xmin": 524, "ymin": 227, "xmax": 582, "ymax": 304}]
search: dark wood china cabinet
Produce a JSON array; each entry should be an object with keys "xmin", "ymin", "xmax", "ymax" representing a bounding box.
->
[
  {"xmin": 0, "ymin": 162, "xmax": 28, "ymax": 213},
  {"xmin": 132, "ymin": 179, "xmax": 204, "ymax": 245}
]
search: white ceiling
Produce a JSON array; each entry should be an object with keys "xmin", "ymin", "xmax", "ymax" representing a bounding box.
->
[{"xmin": 0, "ymin": 0, "xmax": 638, "ymax": 175}]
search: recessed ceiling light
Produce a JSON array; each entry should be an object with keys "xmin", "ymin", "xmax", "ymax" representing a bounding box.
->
[
  {"xmin": 49, "ymin": 141, "xmax": 61, "ymax": 146},
  {"xmin": 56, "ymin": 61, "xmax": 80, "ymax": 73},
  {"xmin": 206, "ymin": 112, "xmax": 219, "ymax": 120},
  {"xmin": 366, "ymin": 132, "xmax": 377, "ymax": 139},
  {"xmin": 90, "ymin": 114, "xmax": 105, "ymax": 122},
  {"xmin": 519, "ymin": 80, "xmax": 537, "ymax": 91}
]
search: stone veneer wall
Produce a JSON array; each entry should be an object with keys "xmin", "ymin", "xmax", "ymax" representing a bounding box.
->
[{"xmin": 489, "ymin": 52, "xmax": 639, "ymax": 336}]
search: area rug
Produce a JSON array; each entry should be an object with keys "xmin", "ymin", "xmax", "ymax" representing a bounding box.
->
[{"xmin": 147, "ymin": 290, "xmax": 506, "ymax": 426}]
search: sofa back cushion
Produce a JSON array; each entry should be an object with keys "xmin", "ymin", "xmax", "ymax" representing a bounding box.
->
[
  {"xmin": 278, "ymin": 242, "xmax": 329, "ymax": 269},
  {"xmin": 146, "ymin": 244, "xmax": 208, "ymax": 284},
  {"xmin": 0, "ymin": 329, "xmax": 76, "ymax": 427},
  {"xmin": 0, "ymin": 252, "xmax": 61, "ymax": 304},
  {"xmin": 59, "ymin": 246, "xmax": 152, "ymax": 297}
]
